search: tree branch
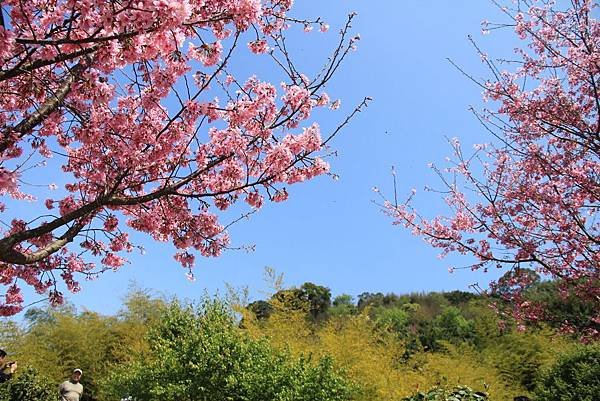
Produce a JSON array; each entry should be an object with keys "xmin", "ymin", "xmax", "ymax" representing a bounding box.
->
[
  {"xmin": 0, "ymin": 62, "xmax": 87, "ymax": 155},
  {"xmin": 0, "ymin": 218, "xmax": 89, "ymax": 264},
  {"xmin": 0, "ymin": 46, "xmax": 96, "ymax": 82}
]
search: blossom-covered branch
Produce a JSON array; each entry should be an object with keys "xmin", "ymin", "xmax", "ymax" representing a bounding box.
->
[
  {"xmin": 384, "ymin": 0, "xmax": 599, "ymax": 339},
  {"xmin": 0, "ymin": 0, "xmax": 366, "ymax": 314}
]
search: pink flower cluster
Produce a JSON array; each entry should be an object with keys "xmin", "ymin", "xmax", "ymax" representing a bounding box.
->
[
  {"xmin": 248, "ymin": 39, "xmax": 269, "ymax": 54},
  {"xmin": 0, "ymin": 0, "xmax": 357, "ymax": 314}
]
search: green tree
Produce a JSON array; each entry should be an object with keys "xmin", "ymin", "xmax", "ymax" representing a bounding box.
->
[
  {"xmin": 374, "ymin": 307, "xmax": 410, "ymax": 337},
  {"xmin": 357, "ymin": 292, "xmax": 385, "ymax": 310},
  {"xmin": 104, "ymin": 299, "xmax": 356, "ymax": 401},
  {"xmin": 12, "ymin": 307, "xmax": 120, "ymax": 401},
  {"xmin": 301, "ymin": 282, "xmax": 332, "ymax": 318},
  {"xmin": 272, "ymin": 288, "xmax": 308, "ymax": 312},
  {"xmin": 432, "ymin": 307, "xmax": 475, "ymax": 345},
  {"xmin": 117, "ymin": 288, "xmax": 167, "ymax": 325},
  {"xmin": 329, "ymin": 294, "xmax": 356, "ymax": 317},
  {"xmin": 247, "ymin": 300, "xmax": 274, "ymax": 320},
  {"xmin": 492, "ymin": 268, "xmax": 541, "ymax": 299},
  {"xmin": 442, "ymin": 291, "xmax": 478, "ymax": 306},
  {"xmin": 534, "ymin": 346, "xmax": 600, "ymax": 401},
  {"xmin": 484, "ymin": 334, "xmax": 540, "ymax": 393},
  {"xmin": 270, "ymin": 283, "xmax": 332, "ymax": 319}
]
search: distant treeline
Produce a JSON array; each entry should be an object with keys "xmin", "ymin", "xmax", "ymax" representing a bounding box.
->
[{"xmin": 249, "ymin": 269, "xmax": 599, "ymax": 338}]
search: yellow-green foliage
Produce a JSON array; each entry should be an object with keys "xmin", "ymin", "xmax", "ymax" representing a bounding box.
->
[
  {"xmin": 244, "ymin": 309, "xmax": 404, "ymax": 400},
  {"xmin": 466, "ymin": 300, "xmax": 577, "ymax": 394},
  {"xmin": 4, "ymin": 290, "xmax": 164, "ymax": 401},
  {"xmin": 479, "ymin": 329, "xmax": 576, "ymax": 393},
  {"xmin": 420, "ymin": 346, "xmax": 518, "ymax": 401},
  {"xmin": 242, "ymin": 303, "xmax": 570, "ymax": 401},
  {"xmin": 3, "ymin": 285, "xmax": 582, "ymax": 401}
]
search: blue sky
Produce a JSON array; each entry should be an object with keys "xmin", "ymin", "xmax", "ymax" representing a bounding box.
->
[{"xmin": 9, "ymin": 1, "xmax": 524, "ymax": 316}]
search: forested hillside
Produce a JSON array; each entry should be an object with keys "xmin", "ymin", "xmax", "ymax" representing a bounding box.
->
[{"xmin": 1, "ymin": 276, "xmax": 597, "ymax": 401}]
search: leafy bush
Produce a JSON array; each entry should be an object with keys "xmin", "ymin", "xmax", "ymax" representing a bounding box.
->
[
  {"xmin": 0, "ymin": 367, "xmax": 56, "ymax": 401},
  {"xmin": 401, "ymin": 385, "xmax": 488, "ymax": 401},
  {"xmin": 534, "ymin": 345, "xmax": 600, "ymax": 401},
  {"xmin": 374, "ymin": 307, "xmax": 410, "ymax": 336},
  {"xmin": 103, "ymin": 299, "xmax": 356, "ymax": 401},
  {"xmin": 432, "ymin": 307, "xmax": 475, "ymax": 345}
]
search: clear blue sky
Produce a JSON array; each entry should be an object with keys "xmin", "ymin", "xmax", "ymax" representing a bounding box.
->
[{"xmin": 12, "ymin": 1, "xmax": 521, "ymax": 316}]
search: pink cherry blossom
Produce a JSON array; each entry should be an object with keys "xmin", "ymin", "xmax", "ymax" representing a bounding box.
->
[
  {"xmin": 0, "ymin": 0, "xmax": 367, "ymax": 314},
  {"xmin": 248, "ymin": 39, "xmax": 269, "ymax": 54}
]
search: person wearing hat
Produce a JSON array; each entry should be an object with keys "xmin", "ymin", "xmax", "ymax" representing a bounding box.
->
[
  {"xmin": 0, "ymin": 348, "xmax": 17, "ymax": 383},
  {"xmin": 59, "ymin": 368, "xmax": 84, "ymax": 401}
]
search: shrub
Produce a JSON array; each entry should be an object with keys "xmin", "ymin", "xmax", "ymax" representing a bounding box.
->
[
  {"xmin": 432, "ymin": 307, "xmax": 475, "ymax": 345},
  {"xmin": 401, "ymin": 385, "xmax": 488, "ymax": 401},
  {"xmin": 0, "ymin": 367, "xmax": 56, "ymax": 401},
  {"xmin": 103, "ymin": 299, "xmax": 356, "ymax": 401},
  {"xmin": 534, "ymin": 345, "xmax": 600, "ymax": 401}
]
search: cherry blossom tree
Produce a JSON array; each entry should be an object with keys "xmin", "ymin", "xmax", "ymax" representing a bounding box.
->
[
  {"xmin": 0, "ymin": 0, "xmax": 367, "ymax": 315},
  {"xmin": 384, "ymin": 0, "xmax": 599, "ymax": 338}
]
